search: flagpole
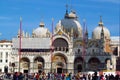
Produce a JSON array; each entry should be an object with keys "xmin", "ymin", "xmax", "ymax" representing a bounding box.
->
[
  {"xmin": 50, "ymin": 18, "xmax": 54, "ymax": 73},
  {"xmin": 82, "ymin": 19, "xmax": 86, "ymax": 72},
  {"xmin": 19, "ymin": 17, "xmax": 22, "ymax": 72}
]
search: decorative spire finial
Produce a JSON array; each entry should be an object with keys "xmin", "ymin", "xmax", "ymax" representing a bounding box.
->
[
  {"xmin": 65, "ymin": 4, "xmax": 69, "ymax": 18},
  {"xmin": 66, "ymin": 4, "xmax": 68, "ymax": 12},
  {"xmin": 100, "ymin": 16, "xmax": 102, "ymax": 22},
  {"xmin": 39, "ymin": 22, "xmax": 45, "ymax": 27},
  {"xmin": 39, "ymin": 16, "xmax": 44, "ymax": 27},
  {"xmin": 99, "ymin": 16, "xmax": 104, "ymax": 26},
  {"xmin": 70, "ymin": 0, "xmax": 73, "ymax": 11}
]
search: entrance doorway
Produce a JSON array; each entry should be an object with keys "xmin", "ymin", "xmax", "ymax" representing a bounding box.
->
[
  {"xmin": 34, "ymin": 56, "xmax": 44, "ymax": 73},
  {"xmin": 24, "ymin": 70, "xmax": 28, "ymax": 73},
  {"xmin": 4, "ymin": 66, "xmax": 8, "ymax": 73},
  {"xmin": 57, "ymin": 68, "xmax": 62, "ymax": 73},
  {"xmin": 38, "ymin": 70, "xmax": 42, "ymax": 73},
  {"xmin": 77, "ymin": 64, "xmax": 82, "ymax": 72},
  {"xmin": 20, "ymin": 57, "xmax": 30, "ymax": 73},
  {"xmin": 74, "ymin": 57, "xmax": 84, "ymax": 73}
]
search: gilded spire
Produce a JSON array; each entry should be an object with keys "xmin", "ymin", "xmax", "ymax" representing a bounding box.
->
[
  {"xmin": 65, "ymin": 4, "xmax": 69, "ymax": 18},
  {"xmin": 39, "ymin": 16, "xmax": 45, "ymax": 27},
  {"xmin": 39, "ymin": 22, "xmax": 45, "ymax": 27},
  {"xmin": 99, "ymin": 16, "xmax": 104, "ymax": 26}
]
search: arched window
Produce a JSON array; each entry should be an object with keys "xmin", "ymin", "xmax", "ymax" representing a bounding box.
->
[{"xmin": 53, "ymin": 38, "xmax": 68, "ymax": 52}]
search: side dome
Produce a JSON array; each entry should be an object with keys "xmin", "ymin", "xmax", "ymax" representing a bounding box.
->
[
  {"xmin": 56, "ymin": 10, "xmax": 82, "ymax": 38},
  {"xmin": 32, "ymin": 22, "xmax": 50, "ymax": 38},
  {"xmin": 92, "ymin": 17, "xmax": 110, "ymax": 39}
]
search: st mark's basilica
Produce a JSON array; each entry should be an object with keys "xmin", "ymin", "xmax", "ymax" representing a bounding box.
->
[{"xmin": 9, "ymin": 8, "xmax": 119, "ymax": 74}]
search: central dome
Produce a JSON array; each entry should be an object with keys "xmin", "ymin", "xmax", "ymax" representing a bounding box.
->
[{"xmin": 56, "ymin": 10, "xmax": 82, "ymax": 38}]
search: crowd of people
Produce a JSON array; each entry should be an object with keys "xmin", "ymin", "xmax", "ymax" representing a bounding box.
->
[{"xmin": 0, "ymin": 71, "xmax": 120, "ymax": 80}]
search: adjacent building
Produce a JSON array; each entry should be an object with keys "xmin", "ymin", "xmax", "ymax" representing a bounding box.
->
[{"xmin": 0, "ymin": 40, "xmax": 12, "ymax": 73}]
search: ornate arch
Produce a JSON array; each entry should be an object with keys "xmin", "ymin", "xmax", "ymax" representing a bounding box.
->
[
  {"xmin": 88, "ymin": 57, "xmax": 101, "ymax": 71},
  {"xmin": 74, "ymin": 57, "xmax": 84, "ymax": 73},
  {"xmin": 53, "ymin": 38, "xmax": 69, "ymax": 52},
  {"xmin": 52, "ymin": 53, "xmax": 68, "ymax": 73},
  {"xmin": 33, "ymin": 56, "xmax": 45, "ymax": 73},
  {"xmin": 20, "ymin": 57, "xmax": 30, "ymax": 73}
]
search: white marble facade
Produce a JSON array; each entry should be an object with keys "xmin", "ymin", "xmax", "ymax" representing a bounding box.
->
[{"xmin": 8, "ymin": 9, "xmax": 119, "ymax": 74}]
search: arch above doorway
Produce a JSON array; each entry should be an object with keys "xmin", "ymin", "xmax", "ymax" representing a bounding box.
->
[
  {"xmin": 74, "ymin": 57, "xmax": 84, "ymax": 73},
  {"xmin": 52, "ymin": 53, "xmax": 68, "ymax": 73},
  {"xmin": 20, "ymin": 57, "xmax": 30, "ymax": 73},
  {"xmin": 34, "ymin": 56, "xmax": 45, "ymax": 73},
  {"xmin": 88, "ymin": 57, "xmax": 101, "ymax": 71}
]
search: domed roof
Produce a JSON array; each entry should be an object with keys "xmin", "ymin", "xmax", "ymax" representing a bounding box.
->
[
  {"xmin": 92, "ymin": 17, "xmax": 110, "ymax": 39},
  {"xmin": 32, "ymin": 22, "xmax": 50, "ymax": 37},
  {"xmin": 56, "ymin": 10, "xmax": 82, "ymax": 38},
  {"xmin": 61, "ymin": 19, "xmax": 82, "ymax": 34},
  {"xmin": 68, "ymin": 10, "xmax": 77, "ymax": 19}
]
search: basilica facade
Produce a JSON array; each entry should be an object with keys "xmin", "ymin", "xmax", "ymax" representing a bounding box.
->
[{"xmin": 9, "ymin": 9, "xmax": 118, "ymax": 74}]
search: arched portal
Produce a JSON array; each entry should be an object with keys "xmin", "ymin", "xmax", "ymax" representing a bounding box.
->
[
  {"xmin": 88, "ymin": 57, "xmax": 100, "ymax": 71},
  {"xmin": 52, "ymin": 53, "xmax": 67, "ymax": 73},
  {"xmin": 34, "ymin": 56, "xmax": 45, "ymax": 73},
  {"xmin": 74, "ymin": 57, "xmax": 84, "ymax": 73},
  {"xmin": 20, "ymin": 57, "xmax": 30, "ymax": 73}
]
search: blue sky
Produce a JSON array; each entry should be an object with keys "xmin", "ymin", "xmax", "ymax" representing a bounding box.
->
[{"xmin": 0, "ymin": 0, "xmax": 119, "ymax": 40}]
